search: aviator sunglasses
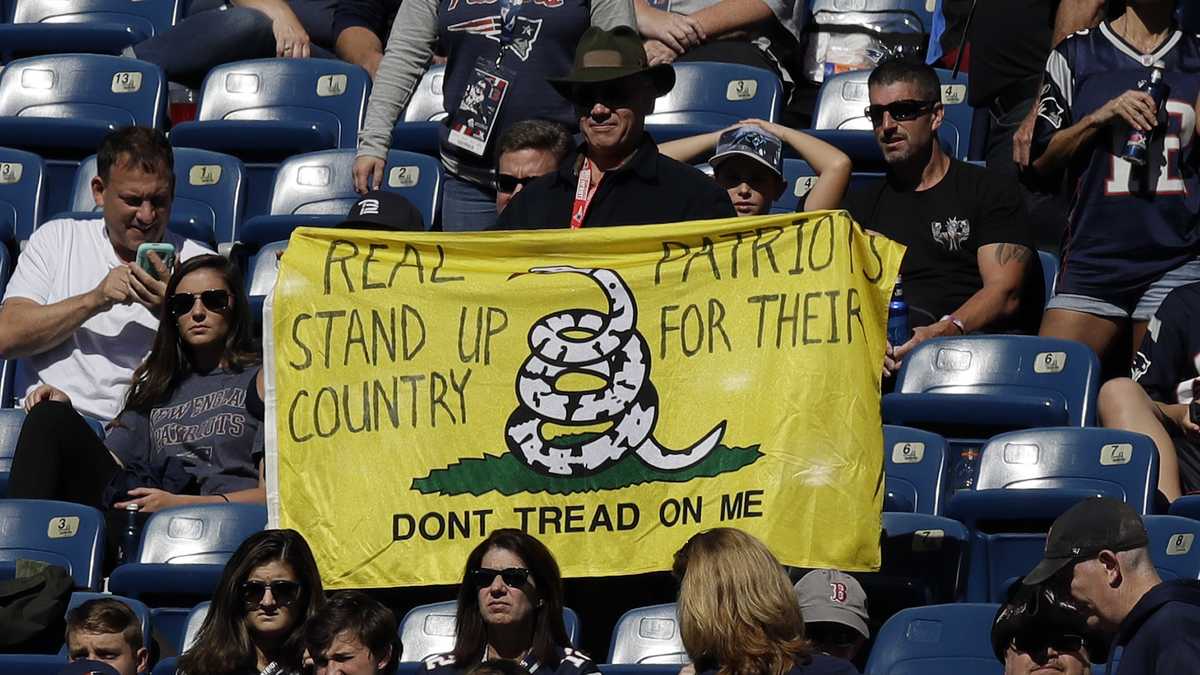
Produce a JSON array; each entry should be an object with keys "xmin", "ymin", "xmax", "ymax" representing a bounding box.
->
[
  {"xmin": 240, "ymin": 579, "xmax": 302, "ymax": 607},
  {"xmin": 167, "ymin": 289, "xmax": 231, "ymax": 318},
  {"xmin": 470, "ymin": 567, "xmax": 531, "ymax": 589},
  {"xmin": 864, "ymin": 99, "xmax": 940, "ymax": 127}
]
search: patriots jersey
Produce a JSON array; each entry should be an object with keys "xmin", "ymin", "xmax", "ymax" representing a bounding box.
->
[
  {"xmin": 1033, "ymin": 22, "xmax": 1200, "ymax": 302},
  {"xmin": 424, "ymin": 646, "xmax": 599, "ymax": 675}
]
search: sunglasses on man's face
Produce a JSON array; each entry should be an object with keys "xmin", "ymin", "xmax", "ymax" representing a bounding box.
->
[
  {"xmin": 168, "ymin": 289, "xmax": 231, "ymax": 319},
  {"xmin": 470, "ymin": 567, "xmax": 531, "ymax": 589},
  {"xmin": 1012, "ymin": 633, "xmax": 1085, "ymax": 655},
  {"xmin": 240, "ymin": 579, "xmax": 302, "ymax": 607},
  {"xmin": 864, "ymin": 99, "xmax": 940, "ymax": 127},
  {"xmin": 496, "ymin": 173, "xmax": 546, "ymax": 193}
]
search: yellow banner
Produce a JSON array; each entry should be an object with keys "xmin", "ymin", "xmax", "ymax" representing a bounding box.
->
[{"xmin": 264, "ymin": 211, "xmax": 904, "ymax": 589}]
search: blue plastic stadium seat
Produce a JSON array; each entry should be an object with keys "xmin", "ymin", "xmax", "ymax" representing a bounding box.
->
[
  {"xmin": 813, "ymin": 67, "xmax": 971, "ymax": 159},
  {"xmin": 169, "ymin": 59, "xmax": 370, "ymax": 219},
  {"xmin": 391, "ymin": 64, "xmax": 447, "ymax": 157},
  {"xmin": 948, "ymin": 427, "xmax": 1158, "ymax": 601},
  {"xmin": 0, "ymin": 146, "xmax": 44, "ymax": 243},
  {"xmin": 864, "ymin": 603, "xmax": 1002, "ymax": 675},
  {"xmin": 237, "ymin": 148, "xmax": 441, "ymax": 249},
  {"xmin": 0, "ymin": 499, "xmax": 106, "ymax": 590},
  {"xmin": 0, "ymin": 0, "xmax": 181, "ymax": 61},
  {"xmin": 399, "ymin": 601, "xmax": 580, "ymax": 662},
  {"xmin": 644, "ymin": 62, "xmax": 784, "ymax": 141},
  {"xmin": 883, "ymin": 336, "xmax": 1102, "ymax": 445},
  {"xmin": 1143, "ymin": 514, "xmax": 1200, "ymax": 581},
  {"xmin": 1038, "ymin": 250, "xmax": 1059, "ymax": 304},
  {"xmin": 1169, "ymin": 494, "xmax": 1200, "ymax": 520},
  {"xmin": 770, "ymin": 159, "xmax": 886, "ymax": 214},
  {"xmin": 0, "ymin": 408, "xmax": 24, "ymax": 494},
  {"xmin": 857, "ymin": 513, "xmax": 969, "ymax": 625},
  {"xmin": 0, "ymin": 54, "xmax": 167, "ymax": 214},
  {"xmin": 0, "ymin": 592, "xmax": 150, "ymax": 673},
  {"xmin": 883, "ymin": 425, "xmax": 950, "ymax": 515},
  {"xmin": 607, "ymin": 603, "xmax": 686, "ymax": 664},
  {"xmin": 108, "ymin": 503, "xmax": 266, "ymax": 603},
  {"xmin": 52, "ymin": 148, "xmax": 245, "ymax": 246}
]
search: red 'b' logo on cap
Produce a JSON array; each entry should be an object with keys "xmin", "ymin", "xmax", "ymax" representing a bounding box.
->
[{"xmin": 829, "ymin": 582, "xmax": 847, "ymax": 603}]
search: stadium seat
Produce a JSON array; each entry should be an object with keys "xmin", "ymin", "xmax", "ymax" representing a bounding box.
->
[
  {"xmin": 857, "ymin": 513, "xmax": 969, "ymax": 625},
  {"xmin": 54, "ymin": 148, "xmax": 245, "ymax": 246},
  {"xmin": 0, "ymin": 499, "xmax": 106, "ymax": 590},
  {"xmin": 169, "ymin": 59, "xmax": 371, "ymax": 219},
  {"xmin": 0, "ymin": 0, "xmax": 181, "ymax": 61},
  {"xmin": 1143, "ymin": 515, "xmax": 1200, "ymax": 581},
  {"xmin": 1038, "ymin": 250, "xmax": 1058, "ymax": 303},
  {"xmin": 0, "ymin": 54, "xmax": 167, "ymax": 214},
  {"xmin": 108, "ymin": 503, "xmax": 266, "ymax": 606},
  {"xmin": 399, "ymin": 600, "xmax": 580, "ymax": 662},
  {"xmin": 812, "ymin": 67, "xmax": 972, "ymax": 159},
  {"xmin": 1169, "ymin": 495, "xmax": 1200, "ymax": 520},
  {"xmin": 882, "ymin": 335, "xmax": 1102, "ymax": 447},
  {"xmin": 949, "ymin": 427, "xmax": 1158, "ymax": 601},
  {"xmin": 0, "ymin": 591, "xmax": 150, "ymax": 673},
  {"xmin": 864, "ymin": 603, "xmax": 1002, "ymax": 675},
  {"xmin": 770, "ymin": 159, "xmax": 886, "ymax": 214},
  {"xmin": 644, "ymin": 62, "xmax": 783, "ymax": 142},
  {"xmin": 607, "ymin": 603, "xmax": 686, "ymax": 664},
  {"xmin": 391, "ymin": 64, "xmax": 447, "ymax": 157},
  {"xmin": 883, "ymin": 425, "xmax": 950, "ymax": 515},
  {"xmin": 0, "ymin": 408, "xmax": 23, "ymax": 494},
  {"xmin": 237, "ymin": 148, "xmax": 441, "ymax": 249},
  {"xmin": 0, "ymin": 146, "xmax": 45, "ymax": 243}
]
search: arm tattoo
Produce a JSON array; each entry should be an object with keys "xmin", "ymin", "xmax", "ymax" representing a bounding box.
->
[{"xmin": 994, "ymin": 243, "xmax": 1034, "ymax": 265}]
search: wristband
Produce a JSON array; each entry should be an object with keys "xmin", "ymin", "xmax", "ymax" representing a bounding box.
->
[{"xmin": 940, "ymin": 314, "xmax": 966, "ymax": 334}]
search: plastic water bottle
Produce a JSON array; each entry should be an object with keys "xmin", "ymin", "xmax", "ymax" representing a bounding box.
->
[
  {"xmin": 120, "ymin": 503, "xmax": 141, "ymax": 565},
  {"xmin": 952, "ymin": 449, "xmax": 980, "ymax": 491},
  {"xmin": 1121, "ymin": 62, "xmax": 1169, "ymax": 166},
  {"xmin": 888, "ymin": 276, "xmax": 910, "ymax": 347}
]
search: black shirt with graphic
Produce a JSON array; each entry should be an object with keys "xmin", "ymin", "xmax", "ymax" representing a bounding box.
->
[{"xmin": 842, "ymin": 159, "xmax": 1043, "ymax": 332}]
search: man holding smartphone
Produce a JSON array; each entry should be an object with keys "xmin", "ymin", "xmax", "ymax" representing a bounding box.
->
[{"xmin": 0, "ymin": 126, "xmax": 211, "ymax": 422}]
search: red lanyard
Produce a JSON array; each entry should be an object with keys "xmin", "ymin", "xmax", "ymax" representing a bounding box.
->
[{"xmin": 570, "ymin": 159, "xmax": 598, "ymax": 229}]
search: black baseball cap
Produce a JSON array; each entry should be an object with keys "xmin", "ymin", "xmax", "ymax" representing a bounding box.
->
[
  {"xmin": 1024, "ymin": 497, "xmax": 1149, "ymax": 586},
  {"xmin": 59, "ymin": 660, "xmax": 121, "ymax": 675},
  {"xmin": 341, "ymin": 191, "xmax": 425, "ymax": 231}
]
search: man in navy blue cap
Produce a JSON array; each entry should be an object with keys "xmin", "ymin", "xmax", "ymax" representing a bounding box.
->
[{"xmin": 1025, "ymin": 497, "xmax": 1200, "ymax": 675}]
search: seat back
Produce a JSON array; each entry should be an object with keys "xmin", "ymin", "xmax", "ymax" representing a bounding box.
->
[
  {"xmin": 0, "ymin": 146, "xmax": 44, "ymax": 242},
  {"xmin": 399, "ymin": 601, "xmax": 580, "ymax": 662},
  {"xmin": 266, "ymin": 148, "xmax": 440, "ymax": 225},
  {"xmin": 60, "ymin": 593, "xmax": 151, "ymax": 657},
  {"xmin": 0, "ymin": 54, "xmax": 167, "ymax": 128},
  {"xmin": 180, "ymin": 600, "xmax": 210, "ymax": 652},
  {"xmin": 137, "ymin": 503, "xmax": 266, "ymax": 564},
  {"xmin": 248, "ymin": 240, "xmax": 287, "ymax": 298},
  {"xmin": 0, "ymin": 499, "xmax": 106, "ymax": 589},
  {"xmin": 813, "ymin": 67, "xmax": 971, "ymax": 159},
  {"xmin": 402, "ymin": 65, "xmax": 447, "ymax": 123},
  {"xmin": 771, "ymin": 160, "xmax": 884, "ymax": 213},
  {"xmin": 607, "ymin": 603, "xmax": 687, "ymax": 664},
  {"xmin": 1038, "ymin": 250, "xmax": 1058, "ymax": 302},
  {"xmin": 883, "ymin": 425, "xmax": 949, "ymax": 515},
  {"xmin": 975, "ymin": 428, "xmax": 1158, "ymax": 513},
  {"xmin": 891, "ymin": 335, "xmax": 1102, "ymax": 426},
  {"xmin": 859, "ymin": 513, "xmax": 969, "ymax": 626},
  {"xmin": 194, "ymin": 59, "xmax": 370, "ymax": 149},
  {"xmin": 864, "ymin": 603, "xmax": 1003, "ymax": 675},
  {"xmin": 646, "ymin": 62, "xmax": 783, "ymax": 127},
  {"xmin": 0, "ymin": 408, "xmax": 25, "ymax": 495},
  {"xmin": 1143, "ymin": 515, "xmax": 1200, "ymax": 581},
  {"xmin": 11, "ymin": 0, "xmax": 180, "ymax": 37}
]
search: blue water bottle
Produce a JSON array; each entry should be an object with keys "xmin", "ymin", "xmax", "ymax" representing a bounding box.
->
[{"xmin": 888, "ymin": 275, "xmax": 910, "ymax": 347}]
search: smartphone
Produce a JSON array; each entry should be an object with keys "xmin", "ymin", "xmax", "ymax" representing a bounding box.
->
[{"xmin": 135, "ymin": 242, "xmax": 176, "ymax": 280}]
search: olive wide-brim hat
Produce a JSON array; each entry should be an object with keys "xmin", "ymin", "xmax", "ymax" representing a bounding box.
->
[{"xmin": 548, "ymin": 26, "xmax": 675, "ymax": 103}]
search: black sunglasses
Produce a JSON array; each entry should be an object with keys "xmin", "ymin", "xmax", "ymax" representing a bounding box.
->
[
  {"xmin": 864, "ymin": 99, "xmax": 940, "ymax": 126},
  {"xmin": 496, "ymin": 173, "xmax": 546, "ymax": 193},
  {"xmin": 168, "ymin": 289, "xmax": 231, "ymax": 318},
  {"xmin": 470, "ymin": 567, "xmax": 530, "ymax": 589},
  {"xmin": 1012, "ymin": 633, "xmax": 1085, "ymax": 655},
  {"xmin": 240, "ymin": 579, "xmax": 302, "ymax": 607}
]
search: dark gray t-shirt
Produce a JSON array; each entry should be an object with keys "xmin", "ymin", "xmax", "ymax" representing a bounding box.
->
[{"xmin": 105, "ymin": 367, "xmax": 263, "ymax": 495}]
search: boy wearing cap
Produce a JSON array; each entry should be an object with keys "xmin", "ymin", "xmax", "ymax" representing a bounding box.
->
[
  {"xmin": 1025, "ymin": 497, "xmax": 1200, "ymax": 675},
  {"xmin": 793, "ymin": 569, "xmax": 869, "ymax": 667},
  {"xmin": 660, "ymin": 119, "xmax": 851, "ymax": 215}
]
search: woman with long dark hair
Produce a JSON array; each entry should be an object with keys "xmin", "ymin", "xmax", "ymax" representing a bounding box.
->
[
  {"xmin": 425, "ymin": 529, "xmax": 596, "ymax": 675},
  {"xmin": 180, "ymin": 529, "xmax": 325, "ymax": 675},
  {"xmin": 8, "ymin": 253, "xmax": 267, "ymax": 512}
]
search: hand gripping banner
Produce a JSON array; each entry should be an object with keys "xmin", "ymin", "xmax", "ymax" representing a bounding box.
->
[{"xmin": 263, "ymin": 211, "xmax": 905, "ymax": 588}]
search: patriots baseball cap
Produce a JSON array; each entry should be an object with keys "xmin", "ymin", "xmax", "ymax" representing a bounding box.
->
[
  {"xmin": 1023, "ymin": 497, "xmax": 1149, "ymax": 586},
  {"xmin": 710, "ymin": 126, "xmax": 784, "ymax": 179},
  {"xmin": 59, "ymin": 660, "xmax": 121, "ymax": 675},
  {"xmin": 794, "ymin": 569, "xmax": 870, "ymax": 639},
  {"xmin": 341, "ymin": 190, "xmax": 425, "ymax": 231}
]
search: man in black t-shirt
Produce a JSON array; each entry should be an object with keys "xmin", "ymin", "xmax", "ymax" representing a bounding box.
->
[{"xmin": 842, "ymin": 61, "xmax": 1042, "ymax": 376}]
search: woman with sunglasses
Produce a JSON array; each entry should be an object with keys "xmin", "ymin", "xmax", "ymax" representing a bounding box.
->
[
  {"xmin": 427, "ymin": 529, "xmax": 595, "ymax": 675},
  {"xmin": 181, "ymin": 529, "xmax": 325, "ymax": 675},
  {"xmin": 991, "ymin": 582, "xmax": 1104, "ymax": 675},
  {"xmin": 7, "ymin": 253, "xmax": 267, "ymax": 515},
  {"xmin": 673, "ymin": 528, "xmax": 857, "ymax": 675}
]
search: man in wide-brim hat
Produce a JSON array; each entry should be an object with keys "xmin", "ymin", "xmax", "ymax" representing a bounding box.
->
[{"xmin": 493, "ymin": 25, "xmax": 735, "ymax": 230}]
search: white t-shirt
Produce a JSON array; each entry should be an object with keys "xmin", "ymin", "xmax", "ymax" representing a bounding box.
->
[{"xmin": 2, "ymin": 218, "xmax": 212, "ymax": 421}]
